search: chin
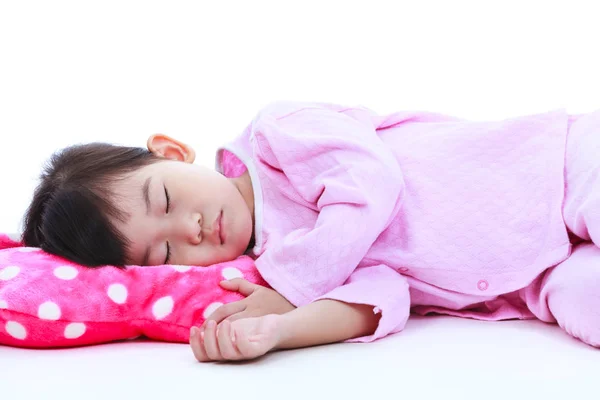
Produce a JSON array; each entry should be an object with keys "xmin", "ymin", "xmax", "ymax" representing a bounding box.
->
[{"xmin": 231, "ymin": 237, "xmax": 251, "ymax": 258}]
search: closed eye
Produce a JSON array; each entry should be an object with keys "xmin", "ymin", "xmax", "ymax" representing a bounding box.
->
[
  {"xmin": 164, "ymin": 185, "xmax": 170, "ymax": 213},
  {"xmin": 164, "ymin": 241, "xmax": 171, "ymax": 264}
]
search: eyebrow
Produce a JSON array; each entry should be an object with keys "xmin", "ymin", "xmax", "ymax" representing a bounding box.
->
[
  {"xmin": 142, "ymin": 176, "xmax": 152, "ymax": 215},
  {"xmin": 141, "ymin": 176, "xmax": 152, "ymax": 265}
]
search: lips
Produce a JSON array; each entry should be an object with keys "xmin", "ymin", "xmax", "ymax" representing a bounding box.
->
[{"xmin": 216, "ymin": 210, "xmax": 225, "ymax": 245}]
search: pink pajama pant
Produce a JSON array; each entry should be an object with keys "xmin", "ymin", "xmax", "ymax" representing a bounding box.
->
[{"xmin": 520, "ymin": 110, "xmax": 600, "ymax": 347}]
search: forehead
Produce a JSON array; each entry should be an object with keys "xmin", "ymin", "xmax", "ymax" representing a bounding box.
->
[
  {"xmin": 109, "ymin": 177, "xmax": 153, "ymax": 265},
  {"xmin": 112, "ymin": 161, "xmax": 168, "ymax": 194}
]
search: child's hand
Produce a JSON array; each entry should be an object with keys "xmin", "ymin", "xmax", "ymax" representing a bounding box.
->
[
  {"xmin": 203, "ymin": 278, "xmax": 296, "ymax": 325},
  {"xmin": 189, "ymin": 315, "xmax": 281, "ymax": 362}
]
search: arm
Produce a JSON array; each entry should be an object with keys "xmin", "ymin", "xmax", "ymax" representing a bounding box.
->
[
  {"xmin": 276, "ymin": 299, "xmax": 380, "ymax": 349},
  {"xmin": 251, "ymin": 102, "xmax": 405, "ymax": 305},
  {"xmin": 190, "ymin": 264, "xmax": 411, "ymax": 362}
]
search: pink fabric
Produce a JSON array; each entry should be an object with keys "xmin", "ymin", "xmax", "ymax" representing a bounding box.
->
[
  {"xmin": 520, "ymin": 110, "xmax": 600, "ymax": 347},
  {"xmin": 0, "ymin": 234, "xmax": 267, "ymax": 348},
  {"xmin": 216, "ymin": 101, "xmax": 580, "ymax": 343},
  {"xmin": 520, "ymin": 243, "xmax": 600, "ymax": 347},
  {"xmin": 221, "ymin": 149, "xmax": 248, "ymax": 178}
]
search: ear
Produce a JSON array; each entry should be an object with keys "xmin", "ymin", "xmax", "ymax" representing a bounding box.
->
[{"xmin": 146, "ymin": 134, "xmax": 196, "ymax": 163}]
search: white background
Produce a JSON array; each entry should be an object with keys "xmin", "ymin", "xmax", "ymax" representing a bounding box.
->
[
  {"xmin": 1, "ymin": 1, "xmax": 600, "ymax": 398},
  {"xmin": 1, "ymin": 0, "xmax": 599, "ymax": 234}
]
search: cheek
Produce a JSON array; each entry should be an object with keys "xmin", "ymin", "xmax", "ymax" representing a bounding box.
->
[
  {"xmin": 115, "ymin": 216, "xmax": 156, "ymax": 262},
  {"xmin": 182, "ymin": 245, "xmax": 231, "ymax": 266},
  {"xmin": 230, "ymin": 209, "xmax": 253, "ymax": 250}
]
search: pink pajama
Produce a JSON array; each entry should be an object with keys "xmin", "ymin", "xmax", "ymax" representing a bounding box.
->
[
  {"xmin": 219, "ymin": 101, "xmax": 600, "ymax": 345},
  {"xmin": 411, "ymin": 110, "xmax": 600, "ymax": 348},
  {"xmin": 521, "ymin": 243, "xmax": 600, "ymax": 347},
  {"xmin": 520, "ymin": 110, "xmax": 600, "ymax": 347}
]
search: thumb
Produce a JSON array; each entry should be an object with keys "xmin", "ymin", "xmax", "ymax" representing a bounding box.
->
[{"xmin": 219, "ymin": 278, "xmax": 258, "ymax": 297}]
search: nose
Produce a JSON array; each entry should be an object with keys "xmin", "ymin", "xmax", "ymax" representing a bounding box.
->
[{"xmin": 184, "ymin": 213, "xmax": 202, "ymax": 245}]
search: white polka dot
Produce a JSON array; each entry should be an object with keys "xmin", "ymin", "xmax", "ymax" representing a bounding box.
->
[
  {"xmin": 172, "ymin": 265, "xmax": 191, "ymax": 272},
  {"xmin": 16, "ymin": 247, "xmax": 39, "ymax": 252},
  {"xmin": 152, "ymin": 296, "xmax": 174, "ymax": 319},
  {"xmin": 0, "ymin": 266, "xmax": 20, "ymax": 281},
  {"xmin": 221, "ymin": 267, "xmax": 243, "ymax": 280},
  {"xmin": 203, "ymin": 302, "xmax": 224, "ymax": 319},
  {"xmin": 107, "ymin": 284, "xmax": 128, "ymax": 304},
  {"xmin": 6, "ymin": 321, "xmax": 26, "ymax": 340},
  {"xmin": 54, "ymin": 266, "xmax": 79, "ymax": 280},
  {"xmin": 38, "ymin": 301, "xmax": 61, "ymax": 320},
  {"xmin": 0, "ymin": 300, "xmax": 7, "ymax": 309},
  {"xmin": 64, "ymin": 323, "xmax": 86, "ymax": 339}
]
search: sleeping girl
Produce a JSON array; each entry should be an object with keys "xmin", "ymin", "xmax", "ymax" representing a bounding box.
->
[{"xmin": 22, "ymin": 101, "xmax": 600, "ymax": 361}]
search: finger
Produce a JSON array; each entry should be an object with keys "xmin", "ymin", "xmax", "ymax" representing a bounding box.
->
[
  {"xmin": 217, "ymin": 320, "xmax": 240, "ymax": 360},
  {"xmin": 189, "ymin": 326, "xmax": 210, "ymax": 362},
  {"xmin": 223, "ymin": 307, "xmax": 268, "ymax": 322},
  {"xmin": 224, "ymin": 311, "xmax": 252, "ymax": 323},
  {"xmin": 219, "ymin": 278, "xmax": 259, "ymax": 297},
  {"xmin": 203, "ymin": 320, "xmax": 222, "ymax": 360},
  {"xmin": 203, "ymin": 301, "xmax": 247, "ymax": 327}
]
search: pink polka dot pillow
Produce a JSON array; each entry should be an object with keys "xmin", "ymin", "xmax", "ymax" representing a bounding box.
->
[{"xmin": 0, "ymin": 234, "xmax": 267, "ymax": 348}]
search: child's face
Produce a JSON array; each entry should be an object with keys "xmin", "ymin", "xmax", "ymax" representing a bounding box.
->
[{"xmin": 110, "ymin": 135, "xmax": 254, "ymax": 267}]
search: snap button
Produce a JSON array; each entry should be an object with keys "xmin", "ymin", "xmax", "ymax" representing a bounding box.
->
[{"xmin": 477, "ymin": 280, "xmax": 489, "ymax": 291}]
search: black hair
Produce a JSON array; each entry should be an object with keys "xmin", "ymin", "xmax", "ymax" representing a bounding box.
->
[{"xmin": 22, "ymin": 143, "xmax": 163, "ymax": 268}]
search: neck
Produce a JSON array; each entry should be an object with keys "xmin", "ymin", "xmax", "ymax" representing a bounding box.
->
[
  {"xmin": 233, "ymin": 171, "xmax": 255, "ymax": 222},
  {"xmin": 232, "ymin": 172, "xmax": 256, "ymax": 253}
]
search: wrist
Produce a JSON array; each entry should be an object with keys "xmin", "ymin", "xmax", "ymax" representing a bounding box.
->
[{"xmin": 273, "ymin": 312, "xmax": 294, "ymax": 350}]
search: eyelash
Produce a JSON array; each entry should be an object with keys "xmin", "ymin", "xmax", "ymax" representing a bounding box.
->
[
  {"xmin": 164, "ymin": 185, "xmax": 171, "ymax": 264},
  {"xmin": 164, "ymin": 186, "xmax": 171, "ymax": 213},
  {"xmin": 165, "ymin": 241, "xmax": 171, "ymax": 264}
]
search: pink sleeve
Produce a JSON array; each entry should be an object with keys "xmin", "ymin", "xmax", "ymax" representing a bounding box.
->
[
  {"xmin": 316, "ymin": 264, "xmax": 410, "ymax": 342},
  {"xmin": 251, "ymin": 102, "xmax": 405, "ymax": 306}
]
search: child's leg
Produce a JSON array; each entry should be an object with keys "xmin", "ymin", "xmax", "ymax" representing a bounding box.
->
[
  {"xmin": 563, "ymin": 110, "xmax": 600, "ymax": 245},
  {"xmin": 521, "ymin": 243, "xmax": 600, "ymax": 347}
]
